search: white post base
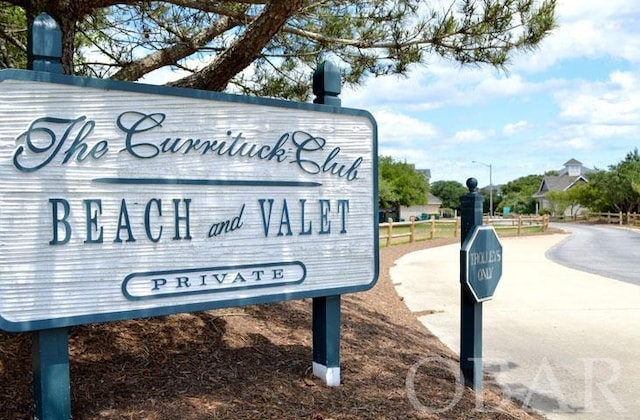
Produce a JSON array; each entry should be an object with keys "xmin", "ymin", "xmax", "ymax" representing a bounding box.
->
[{"xmin": 312, "ymin": 362, "xmax": 340, "ymax": 387}]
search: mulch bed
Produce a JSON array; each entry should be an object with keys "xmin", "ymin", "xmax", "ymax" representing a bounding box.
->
[{"xmin": 0, "ymin": 238, "xmax": 544, "ymax": 419}]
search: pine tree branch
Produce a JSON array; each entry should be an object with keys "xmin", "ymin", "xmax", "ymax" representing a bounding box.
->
[
  {"xmin": 110, "ymin": 13, "xmax": 239, "ymax": 81},
  {"xmin": 0, "ymin": 24, "xmax": 26, "ymax": 52},
  {"xmin": 169, "ymin": 0, "xmax": 303, "ymax": 91}
]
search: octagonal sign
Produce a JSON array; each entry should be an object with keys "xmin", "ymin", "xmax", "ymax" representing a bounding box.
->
[{"xmin": 461, "ymin": 225, "xmax": 503, "ymax": 302}]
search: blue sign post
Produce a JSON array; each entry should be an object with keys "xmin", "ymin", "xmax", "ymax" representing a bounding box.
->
[
  {"xmin": 312, "ymin": 61, "xmax": 342, "ymax": 387},
  {"xmin": 459, "ymin": 178, "xmax": 503, "ymax": 393},
  {"xmin": 27, "ymin": 13, "xmax": 71, "ymax": 420}
]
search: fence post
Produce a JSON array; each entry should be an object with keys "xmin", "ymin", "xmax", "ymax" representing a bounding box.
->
[
  {"xmin": 386, "ymin": 218, "xmax": 393, "ymax": 247},
  {"xmin": 619, "ymin": 211, "xmax": 623, "ymax": 225},
  {"xmin": 430, "ymin": 215, "xmax": 435, "ymax": 239},
  {"xmin": 517, "ymin": 215, "xmax": 523, "ymax": 235},
  {"xmin": 454, "ymin": 217, "xmax": 460, "ymax": 238},
  {"xmin": 410, "ymin": 218, "xmax": 416, "ymax": 243},
  {"xmin": 312, "ymin": 61, "xmax": 342, "ymax": 387}
]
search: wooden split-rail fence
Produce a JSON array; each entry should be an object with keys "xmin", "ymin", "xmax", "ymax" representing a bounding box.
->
[
  {"xmin": 585, "ymin": 211, "xmax": 640, "ymax": 226},
  {"xmin": 379, "ymin": 214, "xmax": 550, "ymax": 248}
]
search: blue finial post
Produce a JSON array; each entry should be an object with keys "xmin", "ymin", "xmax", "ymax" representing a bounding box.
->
[
  {"xmin": 27, "ymin": 12, "xmax": 72, "ymax": 420},
  {"xmin": 311, "ymin": 61, "xmax": 342, "ymax": 386},
  {"xmin": 461, "ymin": 178, "xmax": 483, "ymax": 239},
  {"xmin": 28, "ymin": 13, "xmax": 63, "ymax": 73},
  {"xmin": 459, "ymin": 177, "xmax": 484, "ymax": 392},
  {"xmin": 313, "ymin": 61, "xmax": 341, "ymax": 107}
]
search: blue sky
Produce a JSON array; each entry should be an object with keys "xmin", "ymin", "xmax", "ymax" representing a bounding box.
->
[{"xmin": 341, "ymin": 0, "xmax": 640, "ymax": 186}]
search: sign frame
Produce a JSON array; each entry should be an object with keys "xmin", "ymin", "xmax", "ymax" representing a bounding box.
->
[{"xmin": 0, "ymin": 68, "xmax": 379, "ymax": 332}]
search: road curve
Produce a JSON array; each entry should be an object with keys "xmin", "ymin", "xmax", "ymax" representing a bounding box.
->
[{"xmin": 546, "ymin": 223, "xmax": 640, "ymax": 286}]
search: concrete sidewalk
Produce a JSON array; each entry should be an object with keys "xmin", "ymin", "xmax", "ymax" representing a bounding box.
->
[{"xmin": 392, "ymin": 234, "xmax": 640, "ymax": 420}]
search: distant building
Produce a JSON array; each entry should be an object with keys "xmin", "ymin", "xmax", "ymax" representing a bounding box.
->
[
  {"xmin": 532, "ymin": 158, "xmax": 593, "ymax": 216},
  {"xmin": 399, "ymin": 168, "xmax": 442, "ymax": 221},
  {"xmin": 400, "ymin": 193, "xmax": 443, "ymax": 220}
]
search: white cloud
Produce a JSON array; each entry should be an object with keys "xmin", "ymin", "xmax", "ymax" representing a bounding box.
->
[
  {"xmin": 372, "ymin": 109, "xmax": 439, "ymax": 147},
  {"xmin": 513, "ymin": 0, "xmax": 640, "ymax": 72},
  {"xmin": 556, "ymin": 0, "xmax": 636, "ymax": 21},
  {"xmin": 343, "ymin": 70, "xmax": 437, "ymax": 110},
  {"xmin": 555, "ymin": 71, "xmax": 640, "ymax": 128},
  {"xmin": 549, "ymin": 136, "xmax": 593, "ymax": 150},
  {"xmin": 446, "ymin": 129, "xmax": 494, "ymax": 145},
  {"xmin": 344, "ymin": 61, "xmax": 565, "ymax": 116},
  {"xmin": 503, "ymin": 120, "xmax": 528, "ymax": 136},
  {"xmin": 475, "ymin": 74, "xmax": 528, "ymax": 97}
]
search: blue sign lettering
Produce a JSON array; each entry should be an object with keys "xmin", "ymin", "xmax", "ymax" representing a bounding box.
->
[
  {"xmin": 13, "ymin": 116, "xmax": 108, "ymax": 172},
  {"xmin": 13, "ymin": 112, "xmax": 363, "ymax": 182},
  {"xmin": 49, "ymin": 198, "xmax": 192, "ymax": 245},
  {"xmin": 257, "ymin": 198, "xmax": 349, "ymax": 237}
]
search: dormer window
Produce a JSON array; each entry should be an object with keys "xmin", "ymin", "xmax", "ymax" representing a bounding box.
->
[
  {"xmin": 567, "ymin": 164, "xmax": 580, "ymax": 176},
  {"xmin": 563, "ymin": 158, "xmax": 583, "ymax": 176}
]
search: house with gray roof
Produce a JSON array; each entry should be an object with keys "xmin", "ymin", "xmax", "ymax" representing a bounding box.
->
[{"xmin": 533, "ymin": 159, "xmax": 593, "ymax": 216}]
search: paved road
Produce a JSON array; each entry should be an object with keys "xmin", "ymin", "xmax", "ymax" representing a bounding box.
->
[
  {"xmin": 393, "ymin": 231, "xmax": 640, "ymax": 420},
  {"xmin": 546, "ymin": 224, "xmax": 640, "ymax": 286}
]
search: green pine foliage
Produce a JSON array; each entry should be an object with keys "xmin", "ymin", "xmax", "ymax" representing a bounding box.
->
[{"xmin": 1, "ymin": 0, "xmax": 556, "ymax": 99}]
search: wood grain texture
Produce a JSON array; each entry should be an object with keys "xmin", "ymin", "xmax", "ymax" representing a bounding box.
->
[{"xmin": 0, "ymin": 79, "xmax": 376, "ymax": 328}]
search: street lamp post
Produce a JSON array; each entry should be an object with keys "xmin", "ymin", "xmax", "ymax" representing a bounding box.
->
[{"xmin": 472, "ymin": 161, "xmax": 493, "ymax": 217}]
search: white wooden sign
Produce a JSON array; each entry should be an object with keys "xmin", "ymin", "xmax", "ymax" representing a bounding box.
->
[{"xmin": 0, "ymin": 70, "xmax": 378, "ymax": 332}]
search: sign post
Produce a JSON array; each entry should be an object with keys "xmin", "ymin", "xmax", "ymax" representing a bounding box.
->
[
  {"xmin": 459, "ymin": 178, "xmax": 503, "ymax": 393},
  {"xmin": 27, "ymin": 13, "xmax": 71, "ymax": 420},
  {"xmin": 312, "ymin": 61, "xmax": 342, "ymax": 387}
]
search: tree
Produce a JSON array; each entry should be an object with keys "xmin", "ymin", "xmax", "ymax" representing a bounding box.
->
[
  {"xmin": 378, "ymin": 156, "xmax": 428, "ymax": 208},
  {"xmin": 498, "ymin": 174, "xmax": 542, "ymax": 214},
  {"xmin": 430, "ymin": 180, "xmax": 466, "ymax": 211},
  {"xmin": 545, "ymin": 185, "xmax": 586, "ymax": 218},
  {"xmin": 578, "ymin": 151, "xmax": 640, "ymax": 213},
  {"xmin": 2, "ymin": 0, "xmax": 557, "ymax": 100},
  {"xmin": 624, "ymin": 147, "xmax": 640, "ymax": 163},
  {"xmin": 477, "ymin": 185, "xmax": 502, "ymax": 215}
]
